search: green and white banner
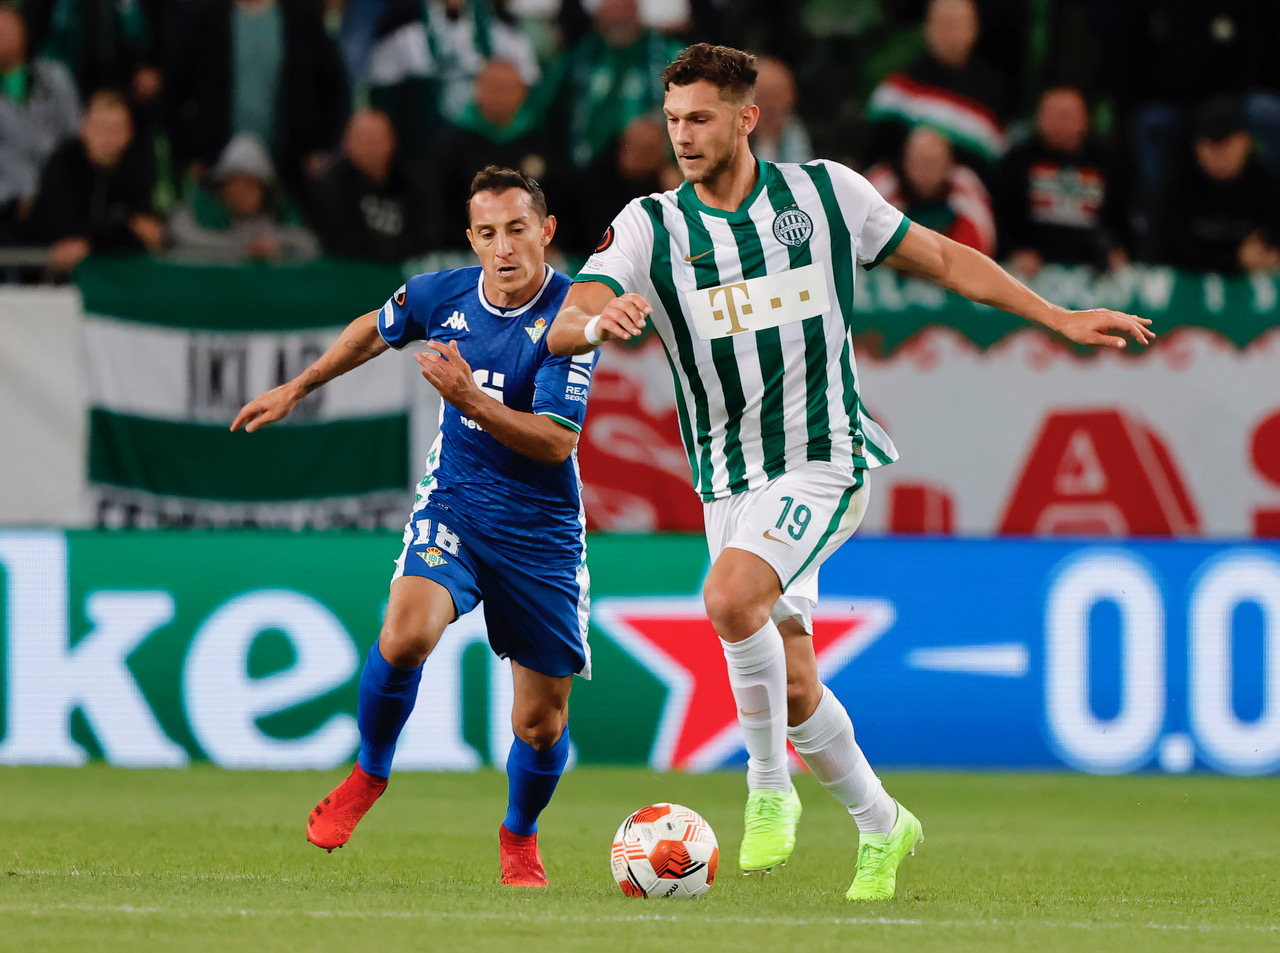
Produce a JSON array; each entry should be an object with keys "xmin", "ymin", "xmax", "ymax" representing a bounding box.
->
[
  {"xmin": 14, "ymin": 258, "xmax": 1280, "ymax": 533},
  {"xmin": 78, "ymin": 257, "xmax": 417, "ymax": 529}
]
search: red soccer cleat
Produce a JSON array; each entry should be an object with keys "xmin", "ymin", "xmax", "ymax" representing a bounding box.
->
[
  {"xmin": 499, "ymin": 824, "xmax": 549, "ymax": 887},
  {"xmin": 306, "ymin": 764, "xmax": 388, "ymax": 852}
]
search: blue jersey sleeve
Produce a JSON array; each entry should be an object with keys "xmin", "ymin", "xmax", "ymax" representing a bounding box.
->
[
  {"xmin": 377, "ymin": 272, "xmax": 438, "ymax": 349},
  {"xmin": 533, "ymin": 349, "xmax": 599, "ymax": 433}
]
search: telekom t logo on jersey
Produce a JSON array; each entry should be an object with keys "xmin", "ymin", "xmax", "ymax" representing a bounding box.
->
[
  {"xmin": 685, "ymin": 263, "xmax": 831, "ymax": 341},
  {"xmin": 708, "ymin": 284, "xmax": 752, "ymax": 334}
]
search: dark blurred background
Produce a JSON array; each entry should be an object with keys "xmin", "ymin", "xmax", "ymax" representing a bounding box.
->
[{"xmin": 1, "ymin": 0, "xmax": 1277, "ymax": 278}]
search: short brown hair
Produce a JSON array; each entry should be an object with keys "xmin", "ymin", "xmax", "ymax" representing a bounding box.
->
[
  {"xmin": 85, "ymin": 88, "xmax": 131, "ymax": 115},
  {"xmin": 467, "ymin": 165, "xmax": 547, "ymax": 222},
  {"xmin": 661, "ymin": 43, "xmax": 757, "ymax": 103}
]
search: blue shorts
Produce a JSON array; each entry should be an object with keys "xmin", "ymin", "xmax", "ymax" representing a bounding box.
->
[{"xmin": 393, "ymin": 501, "xmax": 591, "ymax": 679}]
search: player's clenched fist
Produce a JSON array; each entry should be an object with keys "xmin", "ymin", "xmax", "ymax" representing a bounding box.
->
[
  {"xmin": 414, "ymin": 340, "xmax": 480, "ymax": 411},
  {"xmin": 592, "ymin": 293, "xmax": 652, "ymax": 343}
]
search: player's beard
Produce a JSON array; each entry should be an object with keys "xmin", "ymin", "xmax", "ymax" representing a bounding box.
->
[{"xmin": 681, "ymin": 137, "xmax": 736, "ymax": 186}]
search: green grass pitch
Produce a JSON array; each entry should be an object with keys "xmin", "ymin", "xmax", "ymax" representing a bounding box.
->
[{"xmin": 3, "ymin": 765, "xmax": 1277, "ymax": 952}]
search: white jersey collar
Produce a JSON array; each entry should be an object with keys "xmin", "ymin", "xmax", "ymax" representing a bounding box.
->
[{"xmin": 476, "ymin": 263, "xmax": 554, "ymax": 317}]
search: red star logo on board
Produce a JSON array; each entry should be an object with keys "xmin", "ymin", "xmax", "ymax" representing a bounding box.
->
[{"xmin": 592, "ymin": 598, "xmax": 894, "ymax": 771}]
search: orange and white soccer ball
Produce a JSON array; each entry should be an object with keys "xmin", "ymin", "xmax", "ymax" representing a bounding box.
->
[{"xmin": 610, "ymin": 803, "xmax": 719, "ymax": 899}]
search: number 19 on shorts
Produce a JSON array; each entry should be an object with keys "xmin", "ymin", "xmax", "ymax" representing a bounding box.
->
[{"xmin": 776, "ymin": 496, "xmax": 812, "ymax": 541}]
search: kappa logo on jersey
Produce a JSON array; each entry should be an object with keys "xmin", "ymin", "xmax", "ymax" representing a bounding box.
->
[
  {"xmin": 420, "ymin": 546, "xmax": 447, "ymax": 567},
  {"xmin": 593, "ymin": 597, "xmax": 895, "ymax": 771},
  {"xmin": 595, "ymin": 226, "xmax": 615, "ymax": 253},
  {"xmin": 525, "ymin": 317, "xmax": 547, "ymax": 343},
  {"xmin": 564, "ymin": 352, "xmax": 593, "ymax": 404},
  {"xmin": 772, "ymin": 208, "xmax": 814, "ymax": 247},
  {"xmin": 443, "ymin": 310, "xmax": 469, "ymax": 332}
]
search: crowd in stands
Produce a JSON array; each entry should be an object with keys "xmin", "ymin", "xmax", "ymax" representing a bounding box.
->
[{"xmin": 1, "ymin": 0, "xmax": 1279, "ymax": 283}]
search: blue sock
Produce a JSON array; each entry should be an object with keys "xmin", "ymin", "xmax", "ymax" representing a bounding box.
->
[
  {"xmin": 355, "ymin": 643, "xmax": 423, "ymax": 778},
  {"xmin": 503, "ymin": 727, "xmax": 570, "ymax": 836}
]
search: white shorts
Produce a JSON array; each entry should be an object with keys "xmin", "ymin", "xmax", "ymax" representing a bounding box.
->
[{"xmin": 703, "ymin": 461, "xmax": 871, "ymax": 634}]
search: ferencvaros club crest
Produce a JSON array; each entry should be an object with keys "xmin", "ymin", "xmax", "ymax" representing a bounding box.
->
[{"xmin": 772, "ymin": 208, "xmax": 813, "ymax": 247}]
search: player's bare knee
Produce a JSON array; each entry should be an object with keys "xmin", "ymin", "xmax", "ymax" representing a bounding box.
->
[
  {"xmin": 378, "ymin": 619, "xmax": 436, "ymax": 668},
  {"xmin": 512, "ymin": 708, "xmax": 566, "ymax": 751},
  {"xmin": 703, "ymin": 580, "xmax": 769, "ymax": 640}
]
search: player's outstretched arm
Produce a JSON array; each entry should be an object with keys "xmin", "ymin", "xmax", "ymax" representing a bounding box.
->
[
  {"xmin": 547, "ymin": 281, "xmax": 652, "ymax": 356},
  {"xmin": 414, "ymin": 341, "xmax": 578, "ymax": 466},
  {"xmin": 230, "ymin": 310, "xmax": 388, "ymax": 432},
  {"xmin": 883, "ymin": 223, "xmax": 1156, "ymax": 349}
]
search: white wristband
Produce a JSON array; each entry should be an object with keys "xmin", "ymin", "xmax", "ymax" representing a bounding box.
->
[{"xmin": 583, "ymin": 315, "xmax": 605, "ymax": 347}]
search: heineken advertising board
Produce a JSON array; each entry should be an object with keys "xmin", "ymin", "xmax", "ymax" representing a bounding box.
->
[{"xmin": 1, "ymin": 531, "xmax": 1277, "ymax": 776}]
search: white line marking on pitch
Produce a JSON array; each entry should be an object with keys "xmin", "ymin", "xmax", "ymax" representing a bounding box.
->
[{"xmin": 0, "ymin": 902, "xmax": 1276, "ymax": 934}]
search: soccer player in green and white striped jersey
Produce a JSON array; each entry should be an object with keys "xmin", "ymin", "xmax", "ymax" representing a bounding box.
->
[{"xmin": 548, "ymin": 43, "xmax": 1154, "ymax": 900}]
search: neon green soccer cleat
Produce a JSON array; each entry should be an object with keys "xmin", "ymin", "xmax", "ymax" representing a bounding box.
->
[
  {"xmin": 845, "ymin": 802, "xmax": 924, "ymax": 900},
  {"xmin": 738, "ymin": 785, "xmax": 802, "ymax": 873}
]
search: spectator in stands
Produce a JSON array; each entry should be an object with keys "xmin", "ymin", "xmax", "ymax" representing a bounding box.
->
[
  {"xmin": 1151, "ymin": 98, "xmax": 1280, "ymax": 275},
  {"xmin": 22, "ymin": 0, "xmax": 161, "ymax": 104},
  {"xmin": 750, "ymin": 56, "xmax": 811, "ymax": 165},
  {"xmin": 309, "ymin": 107, "xmax": 438, "ymax": 262},
  {"xmin": 29, "ymin": 89, "xmax": 162, "ymax": 274},
  {"xmin": 544, "ymin": 0, "xmax": 681, "ymax": 169},
  {"xmin": 432, "ymin": 58, "xmax": 557, "ymax": 246},
  {"xmin": 334, "ymin": 0, "xmax": 389, "ymax": 88},
  {"xmin": 569, "ymin": 113, "xmax": 678, "ymax": 254},
  {"xmin": 996, "ymin": 86, "xmax": 1127, "ymax": 277},
  {"xmin": 558, "ymin": 0, "xmax": 693, "ymax": 40},
  {"xmin": 165, "ymin": 0, "xmax": 348, "ymax": 193},
  {"xmin": 1104, "ymin": 1, "xmax": 1280, "ymax": 196},
  {"xmin": 0, "ymin": 3, "xmax": 80, "ymax": 245},
  {"xmin": 365, "ymin": 0, "xmax": 539, "ymax": 158},
  {"xmin": 866, "ymin": 125, "xmax": 995, "ymax": 256},
  {"xmin": 864, "ymin": 0, "xmax": 1007, "ymax": 178},
  {"xmin": 169, "ymin": 132, "xmax": 319, "ymax": 263}
]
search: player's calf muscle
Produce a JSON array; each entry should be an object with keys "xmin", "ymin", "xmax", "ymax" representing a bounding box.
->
[{"xmin": 785, "ymin": 664, "xmax": 822, "ymax": 726}]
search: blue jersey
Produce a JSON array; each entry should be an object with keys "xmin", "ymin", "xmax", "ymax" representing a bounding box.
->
[{"xmin": 378, "ymin": 264, "xmax": 597, "ymax": 557}]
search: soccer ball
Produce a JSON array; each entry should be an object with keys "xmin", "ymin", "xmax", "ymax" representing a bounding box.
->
[{"xmin": 610, "ymin": 803, "xmax": 719, "ymax": 899}]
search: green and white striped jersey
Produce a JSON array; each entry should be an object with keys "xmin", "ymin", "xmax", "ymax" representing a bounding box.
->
[{"xmin": 574, "ymin": 157, "xmax": 909, "ymax": 502}]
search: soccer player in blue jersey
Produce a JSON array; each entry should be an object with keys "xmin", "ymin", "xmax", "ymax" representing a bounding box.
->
[{"xmin": 231, "ymin": 167, "xmax": 598, "ymax": 887}]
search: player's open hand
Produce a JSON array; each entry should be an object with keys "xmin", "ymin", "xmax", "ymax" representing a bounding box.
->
[
  {"xmin": 1051, "ymin": 308, "xmax": 1156, "ymax": 349},
  {"xmin": 415, "ymin": 340, "xmax": 479, "ymax": 411},
  {"xmin": 231, "ymin": 384, "xmax": 301, "ymax": 433},
  {"xmin": 597, "ymin": 293, "xmax": 653, "ymax": 342}
]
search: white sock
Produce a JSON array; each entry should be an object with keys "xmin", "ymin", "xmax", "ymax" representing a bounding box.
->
[
  {"xmin": 720, "ymin": 621, "xmax": 790, "ymax": 792},
  {"xmin": 787, "ymin": 685, "xmax": 897, "ymax": 834}
]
